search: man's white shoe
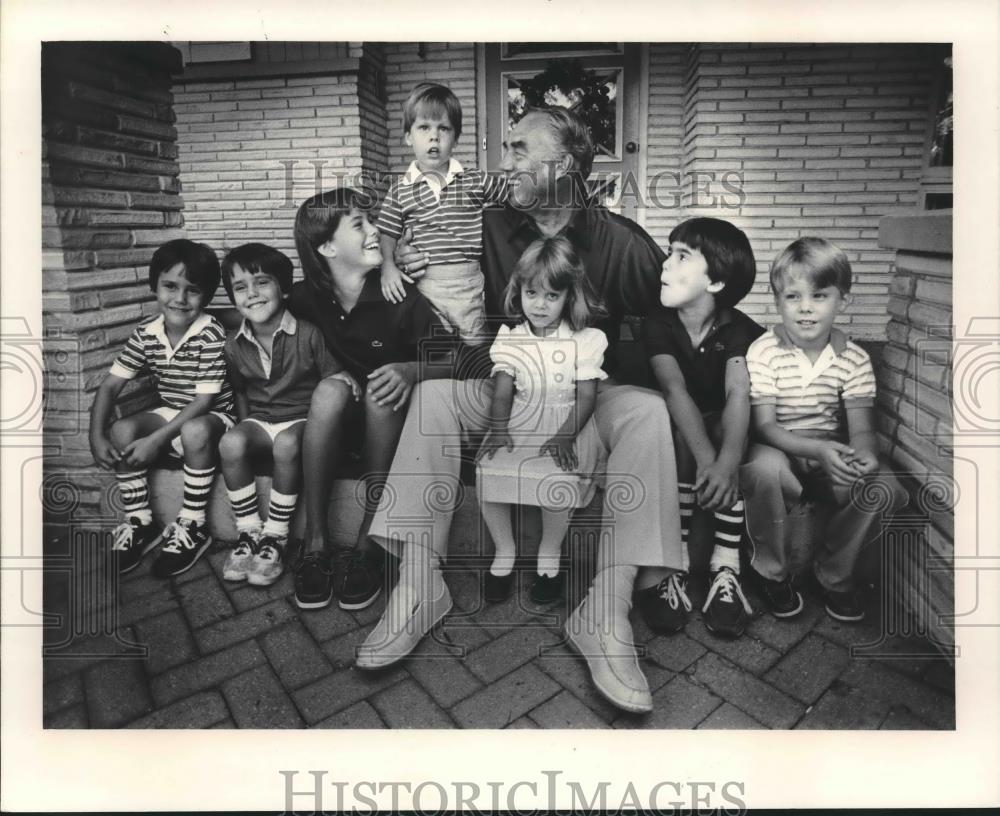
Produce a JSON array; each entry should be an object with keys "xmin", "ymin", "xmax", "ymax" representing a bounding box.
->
[
  {"xmin": 565, "ymin": 599, "xmax": 653, "ymax": 714},
  {"xmin": 355, "ymin": 578, "xmax": 453, "ymax": 670}
]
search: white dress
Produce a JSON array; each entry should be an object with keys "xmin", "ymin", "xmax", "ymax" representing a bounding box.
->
[{"xmin": 476, "ymin": 320, "xmax": 608, "ymax": 509}]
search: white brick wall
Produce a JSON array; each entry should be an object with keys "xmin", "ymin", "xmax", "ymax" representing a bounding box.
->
[{"xmin": 656, "ymin": 43, "xmax": 935, "ymax": 339}]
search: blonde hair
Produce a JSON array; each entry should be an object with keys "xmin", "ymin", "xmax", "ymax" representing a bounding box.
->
[
  {"xmin": 502, "ymin": 236, "xmax": 606, "ymax": 332},
  {"xmin": 770, "ymin": 236, "xmax": 853, "ymax": 296}
]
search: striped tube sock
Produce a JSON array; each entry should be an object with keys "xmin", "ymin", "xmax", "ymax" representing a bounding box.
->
[
  {"xmin": 678, "ymin": 482, "xmax": 695, "ymax": 572},
  {"xmin": 227, "ymin": 483, "xmax": 262, "ymax": 534},
  {"xmin": 710, "ymin": 497, "xmax": 745, "ymax": 574},
  {"xmin": 177, "ymin": 465, "xmax": 215, "ymax": 526},
  {"xmin": 261, "ymin": 490, "xmax": 297, "ymax": 539},
  {"xmin": 116, "ymin": 470, "xmax": 152, "ymax": 526}
]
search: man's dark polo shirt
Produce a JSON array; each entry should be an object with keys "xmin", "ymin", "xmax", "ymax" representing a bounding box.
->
[
  {"xmin": 480, "ymin": 203, "xmax": 666, "ymax": 383},
  {"xmin": 641, "ymin": 304, "xmax": 765, "ymax": 414},
  {"xmin": 288, "ymin": 270, "xmax": 452, "ymax": 382},
  {"xmin": 225, "ymin": 312, "xmax": 341, "ymax": 422}
]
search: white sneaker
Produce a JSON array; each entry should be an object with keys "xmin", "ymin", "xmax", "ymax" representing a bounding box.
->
[
  {"xmin": 223, "ymin": 531, "xmax": 259, "ymax": 582},
  {"xmin": 247, "ymin": 535, "xmax": 284, "ymax": 587}
]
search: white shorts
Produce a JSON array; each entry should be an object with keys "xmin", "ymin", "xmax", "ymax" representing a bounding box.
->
[
  {"xmin": 242, "ymin": 416, "xmax": 307, "ymax": 444},
  {"xmin": 150, "ymin": 405, "xmax": 236, "ymax": 457}
]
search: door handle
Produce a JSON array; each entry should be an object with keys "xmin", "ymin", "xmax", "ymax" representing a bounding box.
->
[{"xmin": 625, "ymin": 141, "xmax": 639, "ymax": 154}]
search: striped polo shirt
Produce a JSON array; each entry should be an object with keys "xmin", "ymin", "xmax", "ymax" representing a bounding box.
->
[
  {"xmin": 109, "ymin": 312, "xmax": 234, "ymax": 415},
  {"xmin": 746, "ymin": 325, "xmax": 876, "ymax": 433},
  {"xmin": 376, "ymin": 159, "xmax": 508, "ymax": 265}
]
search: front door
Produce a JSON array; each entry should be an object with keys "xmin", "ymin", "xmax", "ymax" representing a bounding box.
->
[{"xmin": 481, "ymin": 43, "xmax": 642, "ymax": 222}]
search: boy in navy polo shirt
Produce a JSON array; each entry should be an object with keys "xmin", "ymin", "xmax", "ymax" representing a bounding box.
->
[
  {"xmin": 639, "ymin": 218, "xmax": 764, "ymax": 638},
  {"xmin": 218, "ymin": 244, "xmax": 357, "ymax": 587}
]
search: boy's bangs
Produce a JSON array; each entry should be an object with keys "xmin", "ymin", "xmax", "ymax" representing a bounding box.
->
[{"xmin": 779, "ymin": 262, "xmax": 840, "ymax": 293}]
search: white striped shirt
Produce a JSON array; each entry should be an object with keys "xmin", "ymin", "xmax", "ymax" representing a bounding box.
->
[
  {"xmin": 746, "ymin": 325, "xmax": 876, "ymax": 433},
  {"xmin": 376, "ymin": 159, "xmax": 509, "ymax": 265},
  {"xmin": 109, "ymin": 312, "xmax": 234, "ymax": 414}
]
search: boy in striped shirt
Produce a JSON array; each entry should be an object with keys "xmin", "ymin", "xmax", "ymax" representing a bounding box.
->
[
  {"xmin": 743, "ymin": 237, "xmax": 907, "ymax": 622},
  {"xmin": 89, "ymin": 239, "xmax": 235, "ymax": 578},
  {"xmin": 377, "ymin": 82, "xmax": 508, "ymax": 344}
]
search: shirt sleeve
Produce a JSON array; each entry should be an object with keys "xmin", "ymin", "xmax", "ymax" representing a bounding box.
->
[
  {"xmin": 746, "ymin": 336, "xmax": 778, "ymax": 405},
  {"xmin": 375, "ymin": 181, "xmax": 404, "ymax": 241},
  {"xmin": 194, "ymin": 323, "xmax": 227, "ymax": 395},
  {"xmin": 724, "ymin": 314, "xmax": 767, "ymax": 360},
  {"xmin": 575, "ymin": 328, "xmax": 609, "ymax": 381},
  {"xmin": 108, "ymin": 326, "xmax": 147, "ymax": 380},
  {"xmin": 639, "ymin": 312, "xmax": 677, "ymax": 361},
  {"xmin": 842, "ymin": 347, "xmax": 877, "ymax": 406},
  {"xmin": 489, "ymin": 324, "xmax": 517, "ymax": 378},
  {"xmin": 306, "ymin": 321, "xmax": 344, "ymax": 379}
]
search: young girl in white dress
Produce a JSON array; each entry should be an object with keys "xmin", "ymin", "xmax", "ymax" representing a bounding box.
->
[{"xmin": 476, "ymin": 236, "xmax": 609, "ymax": 604}]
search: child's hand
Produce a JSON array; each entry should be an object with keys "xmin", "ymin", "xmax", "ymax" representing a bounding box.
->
[
  {"xmin": 394, "ymin": 226, "xmax": 430, "ymax": 281},
  {"xmin": 816, "ymin": 441, "xmax": 858, "ymax": 486},
  {"xmin": 121, "ymin": 434, "xmax": 164, "ymax": 469},
  {"xmin": 846, "ymin": 449, "xmax": 879, "ymax": 477},
  {"xmin": 367, "ymin": 363, "xmax": 416, "ymax": 411},
  {"xmin": 694, "ymin": 458, "xmax": 739, "ymax": 511},
  {"xmin": 329, "ymin": 371, "xmax": 362, "ymax": 401},
  {"xmin": 380, "ymin": 263, "xmax": 413, "ymax": 305},
  {"xmin": 89, "ymin": 431, "xmax": 121, "ymax": 470},
  {"xmin": 540, "ymin": 435, "xmax": 578, "ymax": 472},
  {"xmin": 477, "ymin": 427, "xmax": 514, "ymax": 462}
]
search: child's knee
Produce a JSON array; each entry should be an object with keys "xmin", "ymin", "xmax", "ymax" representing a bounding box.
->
[
  {"xmin": 272, "ymin": 430, "xmax": 302, "ymax": 464},
  {"xmin": 310, "ymin": 377, "xmax": 351, "ymax": 414},
  {"xmin": 218, "ymin": 427, "xmax": 249, "ymax": 463},
  {"xmin": 109, "ymin": 417, "xmax": 139, "ymax": 447},
  {"xmin": 180, "ymin": 416, "xmax": 217, "ymax": 452}
]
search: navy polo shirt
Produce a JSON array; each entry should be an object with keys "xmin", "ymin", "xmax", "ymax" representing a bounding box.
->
[
  {"xmin": 288, "ymin": 271, "xmax": 453, "ymax": 382},
  {"xmin": 641, "ymin": 305, "xmax": 765, "ymax": 414}
]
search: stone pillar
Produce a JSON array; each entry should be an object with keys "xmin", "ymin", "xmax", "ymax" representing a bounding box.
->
[{"xmin": 42, "ymin": 42, "xmax": 184, "ymax": 527}]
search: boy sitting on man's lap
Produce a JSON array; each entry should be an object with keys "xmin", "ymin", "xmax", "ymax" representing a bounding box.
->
[
  {"xmin": 743, "ymin": 237, "xmax": 908, "ymax": 622},
  {"xmin": 89, "ymin": 239, "xmax": 235, "ymax": 578}
]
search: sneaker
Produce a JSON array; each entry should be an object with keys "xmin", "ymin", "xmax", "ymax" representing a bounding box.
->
[
  {"xmin": 222, "ymin": 531, "xmax": 259, "ymax": 582},
  {"xmin": 758, "ymin": 574, "xmax": 804, "ymax": 619},
  {"xmin": 635, "ymin": 572, "xmax": 692, "ymax": 633},
  {"xmin": 484, "ymin": 570, "xmax": 515, "ymax": 603},
  {"xmin": 529, "ymin": 572, "xmax": 565, "ymax": 605},
  {"xmin": 702, "ymin": 568, "xmax": 752, "ymax": 638},
  {"xmin": 334, "ymin": 546, "xmax": 383, "ymax": 611},
  {"xmin": 294, "ymin": 551, "xmax": 334, "ymax": 610},
  {"xmin": 247, "ymin": 536, "xmax": 285, "ymax": 587},
  {"xmin": 152, "ymin": 519, "xmax": 212, "ymax": 579},
  {"xmin": 824, "ymin": 588, "xmax": 866, "ymax": 622},
  {"xmin": 110, "ymin": 517, "xmax": 162, "ymax": 574}
]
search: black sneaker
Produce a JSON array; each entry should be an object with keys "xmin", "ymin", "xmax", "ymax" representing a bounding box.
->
[
  {"xmin": 758, "ymin": 574, "xmax": 804, "ymax": 619},
  {"xmin": 334, "ymin": 546, "xmax": 382, "ymax": 611},
  {"xmin": 111, "ymin": 517, "xmax": 162, "ymax": 574},
  {"xmin": 635, "ymin": 572, "xmax": 692, "ymax": 633},
  {"xmin": 484, "ymin": 570, "xmax": 515, "ymax": 603},
  {"xmin": 151, "ymin": 519, "xmax": 212, "ymax": 579},
  {"xmin": 529, "ymin": 572, "xmax": 565, "ymax": 605},
  {"xmin": 702, "ymin": 568, "xmax": 752, "ymax": 638},
  {"xmin": 824, "ymin": 588, "xmax": 866, "ymax": 622},
  {"xmin": 294, "ymin": 551, "xmax": 335, "ymax": 610}
]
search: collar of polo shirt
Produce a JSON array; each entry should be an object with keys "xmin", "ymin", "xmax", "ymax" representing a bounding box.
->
[
  {"xmin": 237, "ymin": 308, "xmax": 297, "ymax": 345},
  {"xmin": 773, "ymin": 323, "xmax": 848, "ymax": 355}
]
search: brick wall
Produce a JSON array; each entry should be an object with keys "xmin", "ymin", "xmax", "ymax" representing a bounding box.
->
[
  {"xmin": 647, "ymin": 43, "xmax": 938, "ymax": 340},
  {"xmin": 642, "ymin": 44, "xmax": 687, "ymax": 242},
  {"xmin": 173, "ymin": 67, "xmax": 368, "ymax": 287},
  {"xmin": 876, "ymin": 211, "xmax": 953, "ymax": 653},
  {"xmin": 42, "ymin": 42, "xmax": 184, "ymax": 520},
  {"xmin": 383, "ymin": 42, "xmax": 479, "ymax": 173}
]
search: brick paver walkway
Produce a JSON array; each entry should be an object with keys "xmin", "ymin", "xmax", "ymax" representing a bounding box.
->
[{"xmin": 42, "ymin": 534, "xmax": 955, "ymax": 730}]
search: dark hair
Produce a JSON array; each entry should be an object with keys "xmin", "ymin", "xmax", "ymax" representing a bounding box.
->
[
  {"xmin": 502, "ymin": 236, "xmax": 607, "ymax": 332},
  {"xmin": 668, "ymin": 217, "xmax": 757, "ymax": 308},
  {"xmin": 403, "ymin": 82, "xmax": 463, "ymax": 139},
  {"xmin": 293, "ymin": 188, "xmax": 374, "ymax": 294},
  {"xmin": 220, "ymin": 243, "xmax": 294, "ymax": 302},
  {"xmin": 148, "ymin": 239, "xmax": 220, "ymax": 302},
  {"xmin": 770, "ymin": 236, "xmax": 853, "ymax": 296},
  {"xmin": 522, "ymin": 106, "xmax": 595, "ymax": 181}
]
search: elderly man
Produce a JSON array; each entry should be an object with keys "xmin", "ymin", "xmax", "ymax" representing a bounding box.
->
[{"xmin": 355, "ymin": 107, "xmax": 685, "ymax": 714}]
